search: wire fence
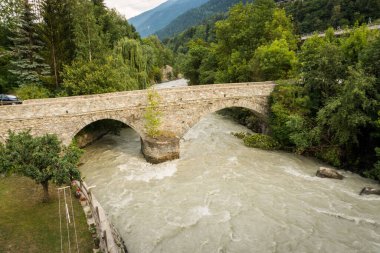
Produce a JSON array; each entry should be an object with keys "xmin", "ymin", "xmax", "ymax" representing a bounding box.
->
[{"xmin": 74, "ymin": 180, "xmax": 128, "ymax": 253}]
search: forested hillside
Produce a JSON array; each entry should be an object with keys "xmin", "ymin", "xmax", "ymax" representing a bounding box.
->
[
  {"xmin": 156, "ymin": 0, "xmax": 253, "ymax": 40},
  {"xmin": 164, "ymin": 0, "xmax": 380, "ymax": 52},
  {"xmin": 128, "ymin": 0, "xmax": 209, "ymax": 38},
  {"xmin": 0, "ymin": 0, "xmax": 173, "ymax": 98},
  {"xmin": 173, "ymin": 0, "xmax": 380, "ymax": 180},
  {"xmin": 282, "ymin": 0, "xmax": 380, "ymax": 34}
]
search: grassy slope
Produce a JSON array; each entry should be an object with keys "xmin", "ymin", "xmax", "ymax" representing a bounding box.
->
[{"xmin": 0, "ymin": 175, "xmax": 93, "ymax": 253}]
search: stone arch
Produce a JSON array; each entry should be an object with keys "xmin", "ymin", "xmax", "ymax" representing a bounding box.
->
[
  {"xmin": 178, "ymin": 97, "xmax": 269, "ymax": 138},
  {"xmin": 67, "ymin": 112, "xmax": 144, "ymax": 146}
]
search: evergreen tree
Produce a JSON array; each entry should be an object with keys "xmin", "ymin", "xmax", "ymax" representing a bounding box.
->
[
  {"xmin": 40, "ymin": 0, "xmax": 75, "ymax": 89},
  {"xmin": 9, "ymin": 0, "xmax": 50, "ymax": 86}
]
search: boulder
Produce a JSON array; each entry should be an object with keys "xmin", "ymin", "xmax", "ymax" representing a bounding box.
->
[
  {"xmin": 316, "ymin": 167, "xmax": 344, "ymax": 180},
  {"xmin": 359, "ymin": 187, "xmax": 380, "ymax": 196}
]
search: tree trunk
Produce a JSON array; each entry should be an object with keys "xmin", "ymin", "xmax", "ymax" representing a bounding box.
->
[{"xmin": 41, "ymin": 181, "xmax": 50, "ymax": 202}]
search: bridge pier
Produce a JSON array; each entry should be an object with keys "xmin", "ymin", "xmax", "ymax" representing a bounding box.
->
[{"xmin": 141, "ymin": 137, "xmax": 180, "ymax": 164}]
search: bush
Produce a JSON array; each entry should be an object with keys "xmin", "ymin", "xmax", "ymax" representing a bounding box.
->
[
  {"xmin": 231, "ymin": 132, "xmax": 249, "ymax": 139},
  {"xmin": 365, "ymin": 148, "xmax": 380, "ymax": 181},
  {"xmin": 15, "ymin": 84, "xmax": 50, "ymax": 100},
  {"xmin": 243, "ymin": 134, "xmax": 280, "ymax": 150}
]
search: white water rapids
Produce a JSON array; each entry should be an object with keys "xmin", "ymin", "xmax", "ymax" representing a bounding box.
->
[{"xmin": 79, "ymin": 80, "xmax": 380, "ymax": 253}]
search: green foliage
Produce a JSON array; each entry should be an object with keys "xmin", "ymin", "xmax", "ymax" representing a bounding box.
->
[
  {"xmin": 269, "ymin": 26, "xmax": 380, "ymax": 177},
  {"xmin": 9, "ymin": 1, "xmax": 50, "ymax": 87},
  {"xmin": 182, "ymin": 39, "xmax": 211, "ymax": 85},
  {"xmin": 317, "ymin": 67, "xmax": 377, "ymax": 146},
  {"xmin": 144, "ymin": 89, "xmax": 162, "ymax": 138},
  {"xmin": 269, "ymin": 83, "xmax": 311, "ymax": 147},
  {"xmin": 264, "ymin": 8, "xmax": 298, "ymax": 50},
  {"xmin": 231, "ymin": 132, "xmax": 249, "ymax": 140},
  {"xmin": 175, "ymin": 0, "xmax": 297, "ymax": 84},
  {"xmin": 214, "ymin": 0, "xmax": 276, "ymax": 83},
  {"xmin": 251, "ymin": 39, "xmax": 297, "ymax": 81},
  {"xmin": 341, "ymin": 25, "xmax": 372, "ymax": 65},
  {"xmin": 282, "ymin": 0, "xmax": 380, "ymax": 34},
  {"xmin": 360, "ymin": 34, "xmax": 380, "ymax": 80},
  {"xmin": 40, "ymin": 0, "xmax": 76, "ymax": 89},
  {"xmin": 0, "ymin": 131, "xmax": 83, "ymax": 202},
  {"xmin": 157, "ymin": 0, "xmax": 252, "ymax": 40},
  {"xmin": 72, "ymin": 0, "xmax": 105, "ymax": 62},
  {"xmin": 299, "ymin": 35, "xmax": 346, "ymax": 110},
  {"xmin": 62, "ymin": 56, "xmax": 138, "ymax": 96},
  {"xmin": 243, "ymin": 133, "xmax": 280, "ymax": 150},
  {"xmin": 15, "ymin": 84, "xmax": 51, "ymax": 100}
]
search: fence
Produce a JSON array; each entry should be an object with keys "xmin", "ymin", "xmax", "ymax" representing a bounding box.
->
[{"xmin": 74, "ymin": 180, "xmax": 127, "ymax": 253}]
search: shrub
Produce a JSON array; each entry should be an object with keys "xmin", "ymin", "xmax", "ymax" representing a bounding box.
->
[
  {"xmin": 231, "ymin": 132, "xmax": 250, "ymax": 139},
  {"xmin": 243, "ymin": 133, "xmax": 280, "ymax": 150},
  {"xmin": 15, "ymin": 84, "xmax": 50, "ymax": 100}
]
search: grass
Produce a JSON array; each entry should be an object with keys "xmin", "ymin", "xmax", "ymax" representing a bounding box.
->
[{"xmin": 0, "ymin": 175, "xmax": 94, "ymax": 253}]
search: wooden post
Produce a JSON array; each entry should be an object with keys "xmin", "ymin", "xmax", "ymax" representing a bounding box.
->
[
  {"xmin": 103, "ymin": 230, "xmax": 108, "ymax": 250},
  {"xmin": 96, "ymin": 206, "xmax": 100, "ymax": 225}
]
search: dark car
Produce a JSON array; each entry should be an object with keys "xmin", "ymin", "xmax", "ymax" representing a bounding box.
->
[{"xmin": 0, "ymin": 94, "xmax": 22, "ymax": 105}]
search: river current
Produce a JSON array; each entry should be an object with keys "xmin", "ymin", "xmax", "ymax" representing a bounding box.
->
[{"xmin": 80, "ymin": 81, "xmax": 380, "ymax": 253}]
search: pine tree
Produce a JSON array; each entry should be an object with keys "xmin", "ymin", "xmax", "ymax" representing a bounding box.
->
[{"xmin": 9, "ymin": 0, "xmax": 50, "ymax": 86}]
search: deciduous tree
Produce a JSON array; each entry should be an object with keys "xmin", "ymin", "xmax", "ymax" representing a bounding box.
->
[{"xmin": 0, "ymin": 131, "xmax": 82, "ymax": 202}]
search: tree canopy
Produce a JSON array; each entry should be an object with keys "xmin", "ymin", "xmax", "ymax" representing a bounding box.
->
[{"xmin": 0, "ymin": 131, "xmax": 82, "ymax": 202}]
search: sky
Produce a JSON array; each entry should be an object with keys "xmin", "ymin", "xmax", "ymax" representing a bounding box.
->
[{"xmin": 104, "ymin": 0, "xmax": 168, "ymax": 19}]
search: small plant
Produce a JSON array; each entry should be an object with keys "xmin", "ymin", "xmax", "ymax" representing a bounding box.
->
[
  {"xmin": 144, "ymin": 88, "xmax": 162, "ymax": 138},
  {"xmin": 231, "ymin": 132, "xmax": 250, "ymax": 139},
  {"xmin": 89, "ymin": 223, "xmax": 97, "ymax": 234},
  {"xmin": 243, "ymin": 133, "xmax": 280, "ymax": 150}
]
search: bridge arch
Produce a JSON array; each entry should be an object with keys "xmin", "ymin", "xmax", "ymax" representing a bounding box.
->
[
  {"xmin": 178, "ymin": 97, "xmax": 269, "ymax": 139},
  {"xmin": 67, "ymin": 112, "xmax": 144, "ymax": 146}
]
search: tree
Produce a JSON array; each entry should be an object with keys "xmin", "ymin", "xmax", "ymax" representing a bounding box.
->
[
  {"xmin": 264, "ymin": 8, "xmax": 298, "ymax": 50},
  {"xmin": 315, "ymin": 67, "xmax": 378, "ymax": 166},
  {"xmin": 62, "ymin": 55, "xmax": 138, "ymax": 96},
  {"xmin": 214, "ymin": 0, "xmax": 276, "ymax": 82},
  {"xmin": 9, "ymin": 0, "xmax": 50, "ymax": 87},
  {"xmin": 0, "ymin": 131, "xmax": 82, "ymax": 202},
  {"xmin": 251, "ymin": 39, "xmax": 297, "ymax": 81},
  {"xmin": 115, "ymin": 38, "xmax": 148, "ymax": 89},
  {"xmin": 40, "ymin": 0, "xmax": 76, "ymax": 89},
  {"xmin": 182, "ymin": 39, "xmax": 210, "ymax": 85},
  {"xmin": 72, "ymin": 0, "xmax": 105, "ymax": 62},
  {"xmin": 299, "ymin": 33, "xmax": 346, "ymax": 111},
  {"xmin": 341, "ymin": 25, "xmax": 371, "ymax": 66}
]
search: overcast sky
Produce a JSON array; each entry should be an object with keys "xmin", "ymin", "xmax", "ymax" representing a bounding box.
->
[{"xmin": 104, "ymin": 0, "xmax": 168, "ymax": 19}]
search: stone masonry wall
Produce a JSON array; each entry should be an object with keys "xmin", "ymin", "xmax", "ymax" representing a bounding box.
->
[{"xmin": 0, "ymin": 82, "xmax": 276, "ymax": 146}]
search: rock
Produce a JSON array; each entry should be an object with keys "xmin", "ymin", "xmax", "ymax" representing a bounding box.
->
[
  {"xmin": 141, "ymin": 136, "xmax": 180, "ymax": 164},
  {"xmin": 359, "ymin": 187, "xmax": 380, "ymax": 196},
  {"xmin": 316, "ymin": 167, "xmax": 344, "ymax": 180}
]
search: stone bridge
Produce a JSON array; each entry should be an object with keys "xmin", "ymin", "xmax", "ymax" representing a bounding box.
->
[{"xmin": 0, "ymin": 82, "xmax": 275, "ymax": 163}]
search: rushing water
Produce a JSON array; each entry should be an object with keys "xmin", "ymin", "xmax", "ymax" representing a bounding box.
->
[{"xmin": 79, "ymin": 80, "xmax": 380, "ymax": 253}]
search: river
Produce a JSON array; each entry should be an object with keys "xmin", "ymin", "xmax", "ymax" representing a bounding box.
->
[{"xmin": 79, "ymin": 80, "xmax": 380, "ymax": 253}]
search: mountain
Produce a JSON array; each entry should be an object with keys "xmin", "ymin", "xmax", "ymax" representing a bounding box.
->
[
  {"xmin": 128, "ymin": 0, "xmax": 209, "ymax": 38},
  {"xmin": 156, "ymin": 0, "xmax": 253, "ymax": 40}
]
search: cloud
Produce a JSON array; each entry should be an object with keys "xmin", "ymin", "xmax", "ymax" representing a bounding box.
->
[{"xmin": 104, "ymin": 0, "xmax": 167, "ymax": 19}]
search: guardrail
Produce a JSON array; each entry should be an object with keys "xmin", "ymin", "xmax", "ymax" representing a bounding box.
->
[{"xmin": 74, "ymin": 180, "xmax": 127, "ymax": 253}]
